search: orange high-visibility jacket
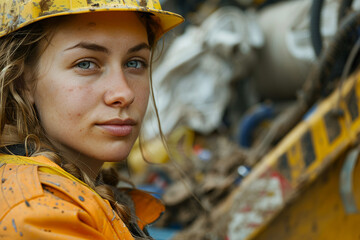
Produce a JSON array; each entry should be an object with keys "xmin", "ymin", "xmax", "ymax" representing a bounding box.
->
[{"xmin": 0, "ymin": 154, "xmax": 165, "ymax": 239}]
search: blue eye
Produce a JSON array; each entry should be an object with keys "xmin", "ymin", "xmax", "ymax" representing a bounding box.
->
[
  {"xmin": 76, "ymin": 61, "xmax": 95, "ymax": 69},
  {"xmin": 127, "ymin": 60, "xmax": 143, "ymax": 69}
]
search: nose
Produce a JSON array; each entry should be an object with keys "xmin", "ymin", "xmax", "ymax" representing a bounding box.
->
[{"xmin": 103, "ymin": 71, "xmax": 135, "ymax": 108}]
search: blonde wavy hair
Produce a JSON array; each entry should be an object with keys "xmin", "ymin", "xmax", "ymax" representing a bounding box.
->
[{"xmin": 0, "ymin": 13, "xmax": 159, "ymax": 239}]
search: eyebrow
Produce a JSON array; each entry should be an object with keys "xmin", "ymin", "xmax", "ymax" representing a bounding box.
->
[
  {"xmin": 65, "ymin": 42, "xmax": 109, "ymax": 53},
  {"xmin": 64, "ymin": 42, "xmax": 151, "ymax": 54},
  {"xmin": 127, "ymin": 43, "xmax": 151, "ymax": 54}
]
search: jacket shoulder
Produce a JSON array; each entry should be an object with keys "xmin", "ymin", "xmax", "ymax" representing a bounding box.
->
[
  {"xmin": 125, "ymin": 188, "xmax": 165, "ymax": 229},
  {"xmin": 0, "ymin": 162, "xmax": 43, "ymax": 220},
  {"xmin": 0, "ymin": 157, "xmax": 134, "ymax": 239}
]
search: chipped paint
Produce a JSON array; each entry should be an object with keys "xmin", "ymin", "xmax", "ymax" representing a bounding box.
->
[
  {"xmin": 45, "ymin": 180, "xmax": 60, "ymax": 187},
  {"xmin": 138, "ymin": 0, "xmax": 147, "ymax": 7},
  {"xmin": 11, "ymin": 219, "xmax": 17, "ymax": 233},
  {"xmin": 39, "ymin": 0, "xmax": 53, "ymax": 12}
]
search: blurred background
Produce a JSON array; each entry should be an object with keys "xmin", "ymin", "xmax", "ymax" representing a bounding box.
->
[{"xmin": 111, "ymin": 0, "xmax": 360, "ymax": 239}]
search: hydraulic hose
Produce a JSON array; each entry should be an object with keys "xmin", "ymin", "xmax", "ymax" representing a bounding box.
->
[
  {"xmin": 318, "ymin": 11, "xmax": 360, "ymax": 96},
  {"xmin": 303, "ymin": 10, "xmax": 360, "ymax": 107},
  {"xmin": 310, "ymin": 0, "xmax": 325, "ymax": 58}
]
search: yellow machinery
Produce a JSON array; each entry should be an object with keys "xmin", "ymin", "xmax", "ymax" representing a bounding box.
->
[{"xmin": 227, "ymin": 70, "xmax": 360, "ymax": 239}]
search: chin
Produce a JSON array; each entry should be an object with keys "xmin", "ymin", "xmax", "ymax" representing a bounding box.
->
[
  {"xmin": 98, "ymin": 150, "xmax": 132, "ymax": 163},
  {"xmin": 86, "ymin": 141, "xmax": 136, "ymax": 163}
]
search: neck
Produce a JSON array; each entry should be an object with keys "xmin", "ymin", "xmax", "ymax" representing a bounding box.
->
[
  {"xmin": 52, "ymin": 142, "xmax": 103, "ymax": 182},
  {"xmin": 72, "ymin": 154, "xmax": 102, "ymax": 181}
]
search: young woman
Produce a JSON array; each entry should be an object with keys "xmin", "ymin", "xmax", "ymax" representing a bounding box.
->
[{"xmin": 0, "ymin": 1, "xmax": 183, "ymax": 239}]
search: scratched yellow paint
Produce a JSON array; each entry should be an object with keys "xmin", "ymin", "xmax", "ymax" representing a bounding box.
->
[
  {"xmin": 349, "ymin": 79, "xmax": 360, "ymax": 137},
  {"xmin": 311, "ymin": 119, "xmax": 328, "ymax": 161},
  {"xmin": 287, "ymin": 142, "xmax": 304, "ymax": 186},
  {"xmin": 251, "ymin": 153, "xmax": 360, "ymax": 240},
  {"xmin": 232, "ymin": 72, "xmax": 360, "ymax": 239}
]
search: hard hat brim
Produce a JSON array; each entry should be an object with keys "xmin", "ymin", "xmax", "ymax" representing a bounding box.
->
[{"xmin": 0, "ymin": 6, "xmax": 184, "ymax": 41}]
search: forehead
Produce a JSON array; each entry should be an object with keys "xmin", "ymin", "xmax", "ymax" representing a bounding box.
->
[{"xmin": 52, "ymin": 11, "xmax": 148, "ymax": 42}]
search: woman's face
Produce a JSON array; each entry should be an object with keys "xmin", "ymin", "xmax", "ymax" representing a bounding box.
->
[{"xmin": 31, "ymin": 12, "xmax": 150, "ymax": 171}]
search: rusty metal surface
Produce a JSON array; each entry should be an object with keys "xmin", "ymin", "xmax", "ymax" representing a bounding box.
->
[
  {"xmin": 227, "ymin": 70, "xmax": 360, "ymax": 239},
  {"xmin": 251, "ymin": 150, "xmax": 360, "ymax": 240}
]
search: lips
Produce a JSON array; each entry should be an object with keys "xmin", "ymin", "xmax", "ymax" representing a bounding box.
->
[{"xmin": 96, "ymin": 118, "xmax": 137, "ymax": 137}]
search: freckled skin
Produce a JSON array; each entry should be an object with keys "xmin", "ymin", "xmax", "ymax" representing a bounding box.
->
[{"xmin": 31, "ymin": 12, "xmax": 150, "ymax": 175}]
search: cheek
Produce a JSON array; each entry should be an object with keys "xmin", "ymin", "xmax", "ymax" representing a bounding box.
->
[
  {"xmin": 137, "ymin": 84, "xmax": 150, "ymax": 114},
  {"xmin": 62, "ymin": 86, "xmax": 94, "ymax": 115},
  {"xmin": 36, "ymin": 84, "xmax": 93, "ymax": 125}
]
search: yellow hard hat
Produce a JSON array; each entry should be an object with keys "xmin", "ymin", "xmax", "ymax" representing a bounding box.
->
[{"xmin": 0, "ymin": 0, "xmax": 184, "ymax": 40}]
